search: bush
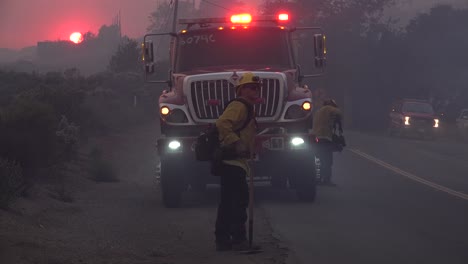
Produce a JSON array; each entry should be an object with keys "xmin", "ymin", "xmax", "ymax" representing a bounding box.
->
[
  {"xmin": 88, "ymin": 147, "xmax": 118, "ymax": 182},
  {"xmin": 0, "ymin": 98, "xmax": 58, "ymax": 177},
  {"xmin": 81, "ymin": 72, "xmax": 155, "ymax": 134},
  {"xmin": 0, "ymin": 158, "xmax": 24, "ymax": 209},
  {"xmin": 55, "ymin": 115, "xmax": 80, "ymax": 163},
  {"xmin": 48, "ymin": 183, "xmax": 74, "ymax": 203},
  {"xmin": 0, "ymin": 69, "xmax": 155, "ymax": 186}
]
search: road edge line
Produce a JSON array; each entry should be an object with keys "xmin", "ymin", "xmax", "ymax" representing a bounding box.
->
[{"xmin": 348, "ymin": 148, "xmax": 468, "ymax": 201}]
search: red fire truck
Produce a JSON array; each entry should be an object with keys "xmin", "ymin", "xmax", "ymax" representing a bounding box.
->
[{"xmin": 143, "ymin": 12, "xmax": 327, "ymax": 207}]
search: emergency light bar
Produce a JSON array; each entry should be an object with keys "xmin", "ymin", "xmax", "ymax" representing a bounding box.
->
[
  {"xmin": 179, "ymin": 13, "xmax": 290, "ymax": 28},
  {"xmin": 231, "ymin": 13, "xmax": 252, "ymax": 24},
  {"xmin": 278, "ymin": 13, "xmax": 289, "ymax": 21}
]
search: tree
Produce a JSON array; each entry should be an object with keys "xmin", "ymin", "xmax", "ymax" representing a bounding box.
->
[
  {"xmin": 147, "ymin": 1, "xmax": 200, "ymax": 33},
  {"xmin": 261, "ymin": 0, "xmax": 397, "ymax": 129},
  {"xmin": 108, "ymin": 38, "xmax": 142, "ymax": 73},
  {"xmin": 398, "ymin": 5, "xmax": 468, "ymax": 119},
  {"xmin": 82, "ymin": 31, "xmax": 96, "ymax": 42}
]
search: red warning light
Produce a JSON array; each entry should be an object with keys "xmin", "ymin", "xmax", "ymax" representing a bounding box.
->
[{"xmin": 278, "ymin": 13, "xmax": 289, "ymax": 21}]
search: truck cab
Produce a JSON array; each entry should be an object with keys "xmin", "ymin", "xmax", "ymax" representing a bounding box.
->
[{"xmin": 143, "ymin": 13, "xmax": 327, "ymax": 207}]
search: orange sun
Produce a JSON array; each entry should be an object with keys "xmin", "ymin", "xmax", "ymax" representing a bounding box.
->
[{"xmin": 69, "ymin": 32, "xmax": 83, "ymax": 44}]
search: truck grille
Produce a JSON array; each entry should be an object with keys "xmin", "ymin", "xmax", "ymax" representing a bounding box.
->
[
  {"xmin": 190, "ymin": 78, "xmax": 281, "ymax": 119},
  {"xmin": 411, "ymin": 117, "xmax": 434, "ymax": 127}
]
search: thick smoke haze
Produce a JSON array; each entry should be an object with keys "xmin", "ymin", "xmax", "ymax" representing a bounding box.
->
[
  {"xmin": 0, "ymin": 0, "xmax": 156, "ymax": 49},
  {"xmin": 1, "ymin": 0, "xmax": 467, "ymax": 50}
]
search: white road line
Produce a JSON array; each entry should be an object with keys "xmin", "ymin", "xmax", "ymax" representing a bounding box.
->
[{"xmin": 349, "ymin": 148, "xmax": 468, "ymax": 201}]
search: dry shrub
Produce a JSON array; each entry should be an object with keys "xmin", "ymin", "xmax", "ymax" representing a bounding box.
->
[{"xmin": 0, "ymin": 158, "xmax": 24, "ymax": 209}]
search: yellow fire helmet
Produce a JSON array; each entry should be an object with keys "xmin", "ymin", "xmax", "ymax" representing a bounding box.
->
[{"xmin": 236, "ymin": 72, "xmax": 261, "ymax": 94}]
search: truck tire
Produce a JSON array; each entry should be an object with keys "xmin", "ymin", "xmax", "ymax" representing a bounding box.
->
[
  {"xmin": 160, "ymin": 156, "xmax": 185, "ymax": 208},
  {"xmin": 271, "ymin": 173, "xmax": 288, "ymax": 190},
  {"xmin": 190, "ymin": 178, "xmax": 207, "ymax": 192},
  {"xmin": 295, "ymin": 174, "xmax": 316, "ymax": 202},
  {"xmin": 314, "ymin": 157, "xmax": 322, "ymax": 183},
  {"xmin": 288, "ymin": 156, "xmax": 316, "ymax": 202}
]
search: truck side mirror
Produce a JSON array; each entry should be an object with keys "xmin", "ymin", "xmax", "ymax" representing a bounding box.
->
[
  {"xmin": 142, "ymin": 41, "xmax": 155, "ymax": 74},
  {"xmin": 313, "ymin": 34, "xmax": 327, "ymax": 68}
]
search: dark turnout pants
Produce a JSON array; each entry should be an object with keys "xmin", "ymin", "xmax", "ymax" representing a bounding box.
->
[
  {"xmin": 315, "ymin": 139, "xmax": 334, "ymax": 182},
  {"xmin": 215, "ymin": 163, "xmax": 248, "ymax": 245}
]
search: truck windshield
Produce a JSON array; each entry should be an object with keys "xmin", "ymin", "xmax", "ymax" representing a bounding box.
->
[
  {"xmin": 402, "ymin": 102, "xmax": 435, "ymax": 114},
  {"xmin": 175, "ymin": 27, "xmax": 292, "ymax": 72}
]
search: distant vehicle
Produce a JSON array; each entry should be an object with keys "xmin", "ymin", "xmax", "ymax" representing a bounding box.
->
[
  {"xmin": 456, "ymin": 109, "xmax": 468, "ymax": 140},
  {"xmin": 388, "ymin": 99, "xmax": 440, "ymax": 139}
]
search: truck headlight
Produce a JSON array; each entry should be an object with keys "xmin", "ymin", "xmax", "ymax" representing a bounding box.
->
[
  {"xmin": 434, "ymin": 119, "xmax": 439, "ymax": 128},
  {"xmin": 168, "ymin": 140, "xmax": 181, "ymax": 150},
  {"xmin": 160, "ymin": 106, "xmax": 170, "ymax": 116},
  {"xmin": 404, "ymin": 116, "xmax": 410, "ymax": 126},
  {"xmin": 291, "ymin": 137, "xmax": 305, "ymax": 146}
]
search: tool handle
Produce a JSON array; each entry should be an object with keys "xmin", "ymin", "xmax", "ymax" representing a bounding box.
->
[{"xmin": 248, "ymin": 163, "xmax": 254, "ymax": 247}]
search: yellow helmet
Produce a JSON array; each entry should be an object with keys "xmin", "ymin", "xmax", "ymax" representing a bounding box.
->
[
  {"xmin": 236, "ymin": 72, "xmax": 261, "ymax": 93},
  {"xmin": 238, "ymin": 72, "xmax": 261, "ymax": 86}
]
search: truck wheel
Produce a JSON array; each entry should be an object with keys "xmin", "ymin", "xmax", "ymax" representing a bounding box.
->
[
  {"xmin": 160, "ymin": 157, "xmax": 185, "ymax": 208},
  {"xmin": 286, "ymin": 153, "xmax": 317, "ymax": 202},
  {"xmin": 296, "ymin": 174, "xmax": 317, "ymax": 202},
  {"xmin": 314, "ymin": 157, "xmax": 323, "ymax": 184},
  {"xmin": 190, "ymin": 179, "xmax": 207, "ymax": 192},
  {"xmin": 289, "ymin": 166, "xmax": 316, "ymax": 202},
  {"xmin": 189, "ymin": 163, "xmax": 210, "ymax": 192},
  {"xmin": 271, "ymin": 173, "xmax": 287, "ymax": 190}
]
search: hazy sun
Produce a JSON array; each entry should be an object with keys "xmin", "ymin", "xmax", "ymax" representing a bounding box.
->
[{"xmin": 69, "ymin": 32, "xmax": 83, "ymax": 44}]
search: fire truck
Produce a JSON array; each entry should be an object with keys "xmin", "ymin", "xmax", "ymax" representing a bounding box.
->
[{"xmin": 143, "ymin": 12, "xmax": 327, "ymax": 207}]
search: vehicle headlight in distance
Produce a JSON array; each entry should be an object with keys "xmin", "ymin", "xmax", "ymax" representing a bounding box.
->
[
  {"xmin": 404, "ymin": 116, "xmax": 410, "ymax": 126},
  {"xmin": 168, "ymin": 140, "xmax": 181, "ymax": 150},
  {"xmin": 291, "ymin": 137, "xmax": 305, "ymax": 146},
  {"xmin": 434, "ymin": 119, "xmax": 439, "ymax": 128}
]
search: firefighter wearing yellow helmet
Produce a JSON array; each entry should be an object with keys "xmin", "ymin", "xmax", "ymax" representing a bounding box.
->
[
  {"xmin": 213, "ymin": 72, "xmax": 260, "ymax": 251},
  {"xmin": 235, "ymin": 72, "xmax": 261, "ymax": 95},
  {"xmin": 312, "ymin": 98, "xmax": 343, "ymax": 186}
]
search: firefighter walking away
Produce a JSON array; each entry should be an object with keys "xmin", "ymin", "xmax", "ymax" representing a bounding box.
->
[{"xmin": 312, "ymin": 99, "xmax": 344, "ymax": 186}]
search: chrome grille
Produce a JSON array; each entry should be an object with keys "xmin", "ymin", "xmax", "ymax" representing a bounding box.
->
[{"xmin": 190, "ymin": 78, "xmax": 281, "ymax": 119}]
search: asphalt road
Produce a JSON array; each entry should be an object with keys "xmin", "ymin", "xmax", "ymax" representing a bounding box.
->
[{"xmin": 260, "ymin": 131, "xmax": 468, "ymax": 264}]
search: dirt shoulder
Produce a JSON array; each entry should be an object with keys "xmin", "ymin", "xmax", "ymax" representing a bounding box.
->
[{"xmin": 0, "ymin": 123, "xmax": 288, "ymax": 264}]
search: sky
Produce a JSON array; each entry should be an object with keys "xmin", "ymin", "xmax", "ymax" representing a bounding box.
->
[
  {"xmin": 0, "ymin": 0, "xmax": 466, "ymax": 50},
  {"xmin": 0, "ymin": 0, "xmax": 159, "ymax": 50}
]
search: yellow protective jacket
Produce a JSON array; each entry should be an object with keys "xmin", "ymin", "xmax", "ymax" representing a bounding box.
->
[
  {"xmin": 215, "ymin": 100, "xmax": 256, "ymax": 174},
  {"xmin": 312, "ymin": 105, "xmax": 342, "ymax": 141}
]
